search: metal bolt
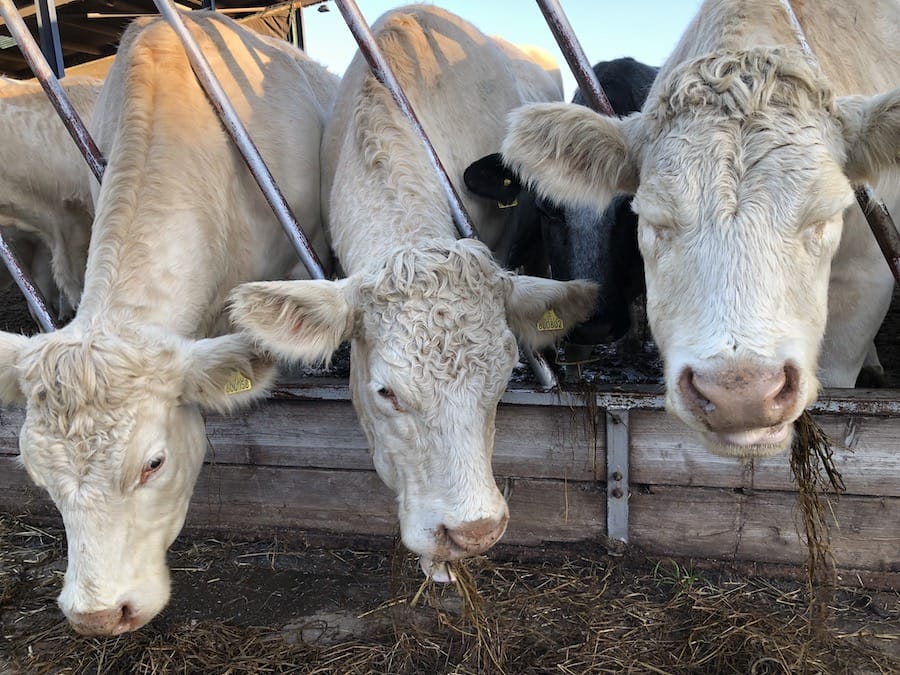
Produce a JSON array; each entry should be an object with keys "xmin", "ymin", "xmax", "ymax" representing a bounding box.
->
[
  {"xmin": 611, "ymin": 471, "xmax": 623, "ymax": 482},
  {"xmin": 611, "ymin": 487, "xmax": 624, "ymax": 499}
]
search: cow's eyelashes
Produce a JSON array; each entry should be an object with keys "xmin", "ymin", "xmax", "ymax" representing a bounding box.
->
[
  {"xmin": 376, "ymin": 386, "xmax": 402, "ymax": 411},
  {"xmin": 140, "ymin": 454, "xmax": 166, "ymax": 485}
]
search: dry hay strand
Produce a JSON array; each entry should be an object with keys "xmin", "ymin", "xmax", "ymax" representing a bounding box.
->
[
  {"xmin": 790, "ymin": 410, "xmax": 845, "ymax": 624},
  {"xmin": 3, "ymin": 514, "xmax": 898, "ymax": 674}
]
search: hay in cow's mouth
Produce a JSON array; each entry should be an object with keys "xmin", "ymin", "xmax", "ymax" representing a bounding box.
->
[{"xmin": 2, "ymin": 514, "xmax": 898, "ymax": 674}]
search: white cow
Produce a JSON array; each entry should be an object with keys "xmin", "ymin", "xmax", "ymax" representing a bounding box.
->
[
  {"xmin": 502, "ymin": 0, "xmax": 900, "ymax": 458},
  {"xmin": 229, "ymin": 5, "xmax": 597, "ymax": 578},
  {"xmin": 0, "ymin": 75, "xmax": 101, "ymax": 318},
  {"xmin": 0, "ymin": 12, "xmax": 337, "ymax": 635}
]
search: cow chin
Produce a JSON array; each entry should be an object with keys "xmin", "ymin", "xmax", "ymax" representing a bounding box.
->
[{"xmin": 696, "ymin": 424, "xmax": 795, "ymax": 459}]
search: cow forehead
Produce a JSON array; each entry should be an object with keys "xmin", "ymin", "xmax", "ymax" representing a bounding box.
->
[
  {"xmin": 636, "ymin": 48, "xmax": 847, "ymax": 229},
  {"xmin": 356, "ymin": 243, "xmax": 516, "ymax": 384},
  {"xmin": 18, "ymin": 331, "xmax": 183, "ymax": 488},
  {"xmin": 648, "ymin": 47, "xmax": 835, "ymax": 123}
]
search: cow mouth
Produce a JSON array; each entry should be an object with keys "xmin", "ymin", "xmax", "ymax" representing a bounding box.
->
[{"xmin": 703, "ymin": 424, "xmax": 793, "ymax": 458}]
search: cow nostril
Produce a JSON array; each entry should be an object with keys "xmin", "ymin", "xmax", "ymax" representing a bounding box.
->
[
  {"xmin": 774, "ymin": 364, "xmax": 800, "ymax": 408},
  {"xmin": 679, "ymin": 367, "xmax": 712, "ymax": 410}
]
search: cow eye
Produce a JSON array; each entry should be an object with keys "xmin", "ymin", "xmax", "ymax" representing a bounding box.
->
[
  {"xmin": 376, "ymin": 386, "xmax": 401, "ymax": 411},
  {"xmin": 140, "ymin": 455, "xmax": 166, "ymax": 485}
]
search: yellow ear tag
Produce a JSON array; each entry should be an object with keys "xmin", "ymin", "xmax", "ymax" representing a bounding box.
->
[
  {"xmin": 224, "ymin": 370, "xmax": 253, "ymax": 395},
  {"xmin": 537, "ymin": 308, "xmax": 564, "ymax": 332}
]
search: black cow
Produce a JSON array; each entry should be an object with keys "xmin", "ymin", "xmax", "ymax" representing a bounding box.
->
[{"xmin": 465, "ymin": 57, "xmax": 658, "ymax": 347}]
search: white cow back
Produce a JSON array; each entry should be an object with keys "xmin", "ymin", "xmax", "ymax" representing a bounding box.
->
[{"xmin": 321, "ymin": 4, "xmax": 563, "ymax": 270}]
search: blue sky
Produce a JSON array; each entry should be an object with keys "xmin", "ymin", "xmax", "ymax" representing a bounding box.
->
[{"xmin": 300, "ymin": 1, "xmax": 704, "ymax": 99}]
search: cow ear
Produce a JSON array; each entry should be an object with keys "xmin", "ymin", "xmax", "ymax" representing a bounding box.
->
[
  {"xmin": 463, "ymin": 153, "xmax": 523, "ymax": 205},
  {"xmin": 502, "ymin": 102, "xmax": 639, "ymax": 213},
  {"xmin": 228, "ymin": 279, "xmax": 354, "ymax": 365},
  {"xmin": 0, "ymin": 332, "xmax": 29, "ymax": 404},
  {"xmin": 506, "ymin": 276, "xmax": 598, "ymax": 349},
  {"xmin": 181, "ymin": 334, "xmax": 278, "ymax": 414},
  {"xmin": 838, "ymin": 89, "xmax": 900, "ymax": 183}
]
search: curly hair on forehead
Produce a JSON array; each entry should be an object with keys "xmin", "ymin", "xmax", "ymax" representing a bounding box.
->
[
  {"xmin": 21, "ymin": 329, "xmax": 182, "ymax": 423},
  {"xmin": 358, "ymin": 239, "xmax": 515, "ymax": 387},
  {"xmin": 649, "ymin": 47, "xmax": 835, "ymax": 121}
]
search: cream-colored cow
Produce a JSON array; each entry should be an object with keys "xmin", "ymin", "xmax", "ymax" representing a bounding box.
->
[
  {"xmin": 0, "ymin": 12, "xmax": 337, "ymax": 635},
  {"xmin": 0, "ymin": 76, "xmax": 100, "ymax": 318},
  {"xmin": 230, "ymin": 5, "xmax": 596, "ymax": 579},
  {"xmin": 503, "ymin": 0, "xmax": 900, "ymax": 458}
]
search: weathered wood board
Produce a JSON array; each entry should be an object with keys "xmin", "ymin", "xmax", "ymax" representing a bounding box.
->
[{"xmin": 1, "ymin": 380, "xmax": 897, "ymax": 573}]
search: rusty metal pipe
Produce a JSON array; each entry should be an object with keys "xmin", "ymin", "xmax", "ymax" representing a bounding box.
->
[
  {"xmin": 152, "ymin": 0, "xmax": 326, "ymax": 280},
  {"xmin": 332, "ymin": 0, "xmax": 479, "ymax": 240},
  {"xmin": 534, "ymin": 0, "xmax": 615, "ymax": 117},
  {"xmin": 0, "ymin": 0, "xmax": 105, "ymax": 184}
]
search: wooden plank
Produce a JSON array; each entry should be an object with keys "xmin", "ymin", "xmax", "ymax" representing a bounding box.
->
[
  {"xmin": 190, "ymin": 467, "xmax": 607, "ymax": 547},
  {"xmin": 629, "ymin": 486, "xmax": 900, "ymax": 571},
  {"xmin": 1, "ymin": 457, "xmax": 896, "ymax": 571},
  {"xmin": 203, "ymin": 399, "xmax": 601, "ymax": 480},
  {"xmin": 630, "ymin": 411, "xmax": 900, "ymax": 497}
]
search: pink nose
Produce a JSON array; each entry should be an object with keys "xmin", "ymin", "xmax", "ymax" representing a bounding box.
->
[
  {"xmin": 68, "ymin": 604, "xmax": 139, "ymax": 636},
  {"xmin": 441, "ymin": 515, "xmax": 509, "ymax": 558},
  {"xmin": 679, "ymin": 363, "xmax": 800, "ymax": 432}
]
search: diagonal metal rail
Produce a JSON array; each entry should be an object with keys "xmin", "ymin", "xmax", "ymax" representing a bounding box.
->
[
  {"xmin": 153, "ymin": 0, "xmax": 326, "ymax": 280},
  {"xmin": 534, "ymin": 0, "xmax": 615, "ymax": 117}
]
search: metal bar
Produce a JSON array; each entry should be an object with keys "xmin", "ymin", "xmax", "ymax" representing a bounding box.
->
[
  {"xmin": 332, "ymin": 0, "xmax": 479, "ymax": 240},
  {"xmin": 779, "ymin": 0, "xmax": 900, "ymax": 285},
  {"xmin": 521, "ymin": 346, "xmax": 557, "ymax": 390},
  {"xmin": 0, "ymin": 231, "xmax": 58, "ymax": 332},
  {"xmin": 534, "ymin": 0, "xmax": 615, "ymax": 117},
  {"xmin": 605, "ymin": 409, "xmax": 629, "ymax": 542},
  {"xmin": 34, "ymin": 0, "xmax": 64, "ymax": 78},
  {"xmin": 856, "ymin": 185, "xmax": 900, "ymax": 282},
  {"xmin": 0, "ymin": 0, "xmax": 105, "ymax": 183},
  {"xmin": 152, "ymin": 0, "xmax": 326, "ymax": 280}
]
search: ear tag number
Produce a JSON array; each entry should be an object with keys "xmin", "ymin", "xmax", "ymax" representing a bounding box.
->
[
  {"xmin": 224, "ymin": 370, "xmax": 253, "ymax": 395},
  {"xmin": 537, "ymin": 309, "xmax": 564, "ymax": 332}
]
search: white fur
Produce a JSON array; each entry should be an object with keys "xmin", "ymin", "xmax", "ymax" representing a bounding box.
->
[
  {"xmin": 503, "ymin": 0, "xmax": 900, "ymax": 458},
  {"xmin": 0, "ymin": 76, "xmax": 101, "ymax": 316},
  {"xmin": 230, "ymin": 5, "xmax": 596, "ymax": 565},
  {"xmin": 0, "ymin": 13, "xmax": 337, "ymax": 635}
]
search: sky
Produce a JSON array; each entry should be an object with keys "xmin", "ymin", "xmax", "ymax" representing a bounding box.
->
[{"xmin": 298, "ymin": 1, "xmax": 705, "ymax": 100}]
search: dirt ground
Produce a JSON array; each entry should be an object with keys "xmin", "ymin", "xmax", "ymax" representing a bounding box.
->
[{"xmin": 1, "ymin": 513, "xmax": 899, "ymax": 674}]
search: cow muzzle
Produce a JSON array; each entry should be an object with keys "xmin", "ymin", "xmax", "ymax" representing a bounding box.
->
[
  {"xmin": 66, "ymin": 602, "xmax": 147, "ymax": 636},
  {"xmin": 677, "ymin": 362, "xmax": 802, "ymax": 457}
]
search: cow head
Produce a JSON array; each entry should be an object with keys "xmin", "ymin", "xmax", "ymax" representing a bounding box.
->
[
  {"xmin": 502, "ymin": 47, "xmax": 900, "ymax": 458},
  {"xmin": 0, "ymin": 326, "xmax": 276, "ymax": 634},
  {"xmin": 229, "ymin": 238, "xmax": 596, "ymax": 574}
]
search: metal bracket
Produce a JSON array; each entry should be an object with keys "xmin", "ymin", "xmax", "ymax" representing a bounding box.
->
[{"xmin": 606, "ymin": 408, "xmax": 629, "ymax": 542}]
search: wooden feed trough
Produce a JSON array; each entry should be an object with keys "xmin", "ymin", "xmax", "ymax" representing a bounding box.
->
[{"xmin": 2, "ymin": 373, "xmax": 898, "ymax": 585}]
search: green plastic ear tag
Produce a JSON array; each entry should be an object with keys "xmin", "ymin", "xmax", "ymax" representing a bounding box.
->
[
  {"xmin": 537, "ymin": 308, "xmax": 564, "ymax": 332},
  {"xmin": 224, "ymin": 370, "xmax": 252, "ymax": 395}
]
